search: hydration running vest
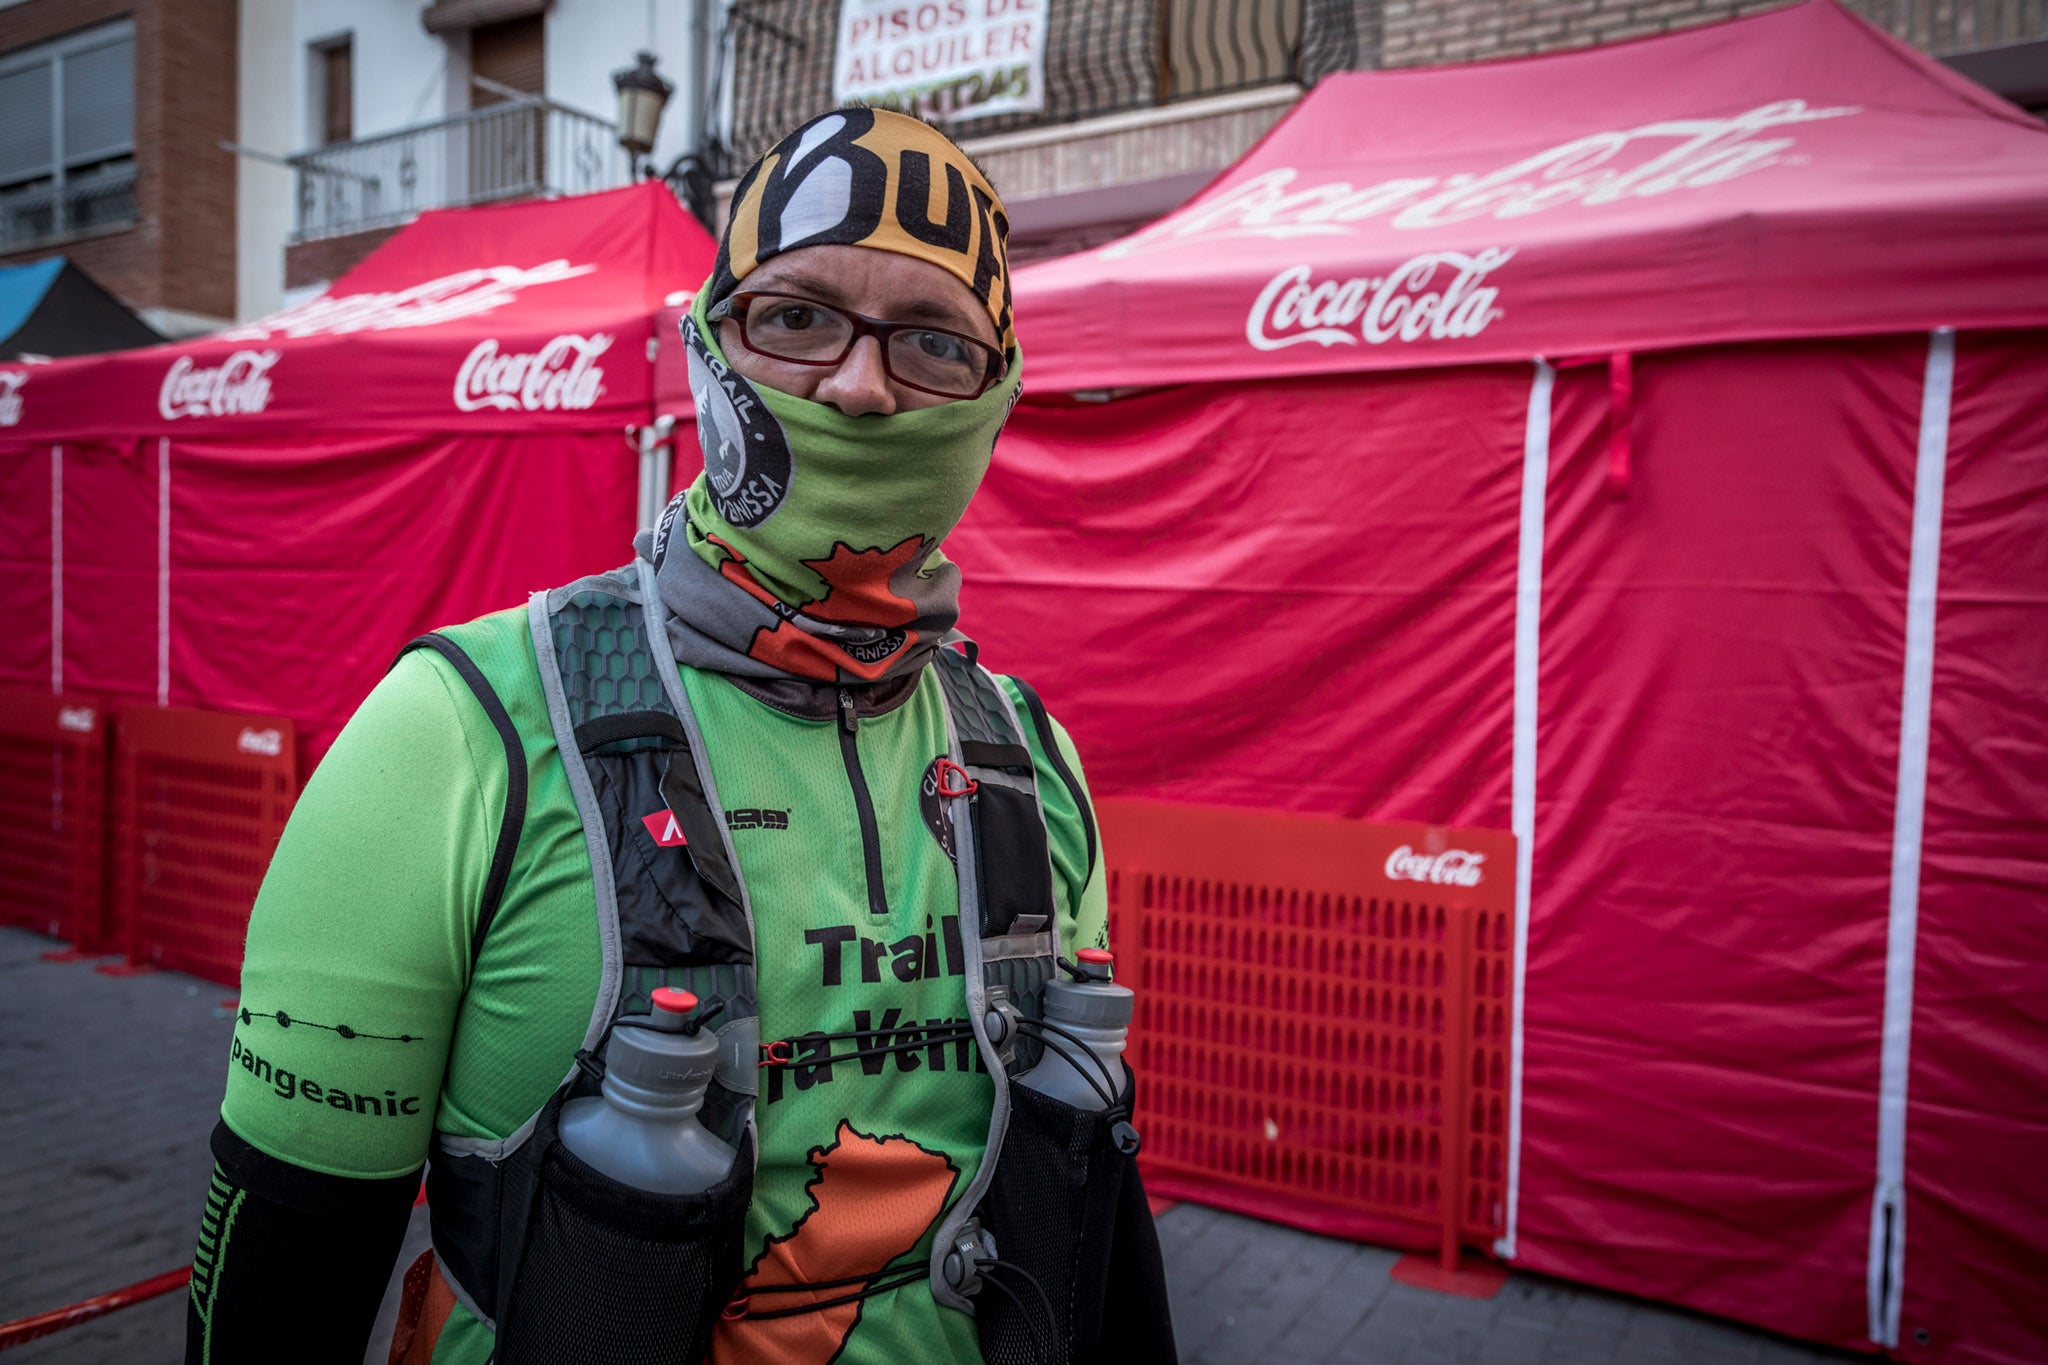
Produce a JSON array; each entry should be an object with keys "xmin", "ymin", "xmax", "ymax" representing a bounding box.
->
[{"xmin": 404, "ymin": 559, "xmax": 1071, "ymax": 1359}]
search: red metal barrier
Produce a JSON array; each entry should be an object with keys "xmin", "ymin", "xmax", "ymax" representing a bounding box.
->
[
  {"xmin": 0, "ymin": 1268, "xmax": 190, "ymax": 1352},
  {"xmin": 1100, "ymin": 799, "xmax": 1516, "ymax": 1270},
  {"xmin": 109, "ymin": 705, "xmax": 296, "ymax": 986},
  {"xmin": 0, "ymin": 690, "xmax": 111, "ymax": 949}
]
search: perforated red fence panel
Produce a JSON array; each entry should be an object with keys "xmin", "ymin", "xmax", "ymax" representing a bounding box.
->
[
  {"xmin": 111, "ymin": 705, "xmax": 295, "ymax": 986},
  {"xmin": 1100, "ymin": 799, "xmax": 1515, "ymax": 1266},
  {"xmin": 0, "ymin": 690, "xmax": 110, "ymax": 947}
]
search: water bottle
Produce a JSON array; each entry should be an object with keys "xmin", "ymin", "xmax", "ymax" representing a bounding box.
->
[
  {"xmin": 559, "ymin": 986, "xmax": 737, "ymax": 1194},
  {"xmin": 1016, "ymin": 948, "xmax": 1132, "ymax": 1111}
]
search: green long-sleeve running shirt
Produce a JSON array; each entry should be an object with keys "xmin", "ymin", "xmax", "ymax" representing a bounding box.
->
[{"xmin": 199, "ymin": 608, "xmax": 1106, "ymax": 1365}]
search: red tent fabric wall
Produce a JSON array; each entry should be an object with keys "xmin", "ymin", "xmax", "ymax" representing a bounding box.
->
[
  {"xmin": 951, "ymin": 6, "xmax": 2048, "ymax": 1362},
  {"xmin": 0, "ymin": 183, "xmax": 715, "ymax": 762}
]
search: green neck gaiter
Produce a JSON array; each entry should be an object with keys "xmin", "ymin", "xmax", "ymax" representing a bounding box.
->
[{"xmin": 642, "ymin": 288, "xmax": 1021, "ymax": 685}]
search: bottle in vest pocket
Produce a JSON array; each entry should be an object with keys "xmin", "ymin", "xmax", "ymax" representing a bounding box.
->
[
  {"xmin": 559, "ymin": 987, "xmax": 737, "ymax": 1194},
  {"xmin": 1016, "ymin": 949, "xmax": 1132, "ymax": 1110}
]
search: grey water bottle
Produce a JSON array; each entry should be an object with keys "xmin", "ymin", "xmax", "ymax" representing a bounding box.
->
[
  {"xmin": 1017, "ymin": 948, "xmax": 1133, "ymax": 1111},
  {"xmin": 558, "ymin": 986, "xmax": 737, "ymax": 1194}
]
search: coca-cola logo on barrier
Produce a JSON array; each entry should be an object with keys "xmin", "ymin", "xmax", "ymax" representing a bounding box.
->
[
  {"xmin": 1249, "ymin": 251, "xmax": 1513, "ymax": 350},
  {"xmin": 1106, "ymin": 100, "xmax": 1860, "ymax": 258},
  {"xmin": 57, "ymin": 706, "xmax": 96, "ymax": 733},
  {"xmin": 1385, "ymin": 844, "xmax": 1486, "ymax": 888},
  {"xmin": 453, "ymin": 334, "xmax": 611, "ymax": 413},
  {"xmin": 237, "ymin": 727, "xmax": 284, "ymax": 757},
  {"xmin": 159, "ymin": 351, "xmax": 280, "ymax": 421},
  {"xmin": 0, "ymin": 370, "xmax": 24, "ymax": 426},
  {"xmin": 220, "ymin": 260, "xmax": 598, "ymax": 341}
]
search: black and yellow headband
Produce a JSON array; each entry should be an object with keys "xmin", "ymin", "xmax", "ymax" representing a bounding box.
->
[{"xmin": 708, "ymin": 107, "xmax": 1014, "ymax": 352}]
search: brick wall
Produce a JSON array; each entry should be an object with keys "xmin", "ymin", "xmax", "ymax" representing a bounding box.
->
[
  {"xmin": 284, "ymin": 225, "xmax": 400, "ymax": 292},
  {"xmin": 0, "ymin": 0, "xmax": 237, "ymax": 323},
  {"xmin": 1380, "ymin": 0, "xmax": 1790, "ymax": 67}
]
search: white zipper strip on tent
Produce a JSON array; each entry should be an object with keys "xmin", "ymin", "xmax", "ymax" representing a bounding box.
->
[
  {"xmin": 1498, "ymin": 357, "xmax": 1555, "ymax": 1261},
  {"xmin": 158, "ymin": 436, "xmax": 170, "ymax": 707},
  {"xmin": 50, "ymin": 444, "xmax": 63, "ymax": 694},
  {"xmin": 1867, "ymin": 327, "xmax": 1954, "ymax": 1347}
]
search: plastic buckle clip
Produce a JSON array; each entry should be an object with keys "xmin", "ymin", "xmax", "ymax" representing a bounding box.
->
[
  {"xmin": 933, "ymin": 757, "xmax": 978, "ymax": 799},
  {"xmin": 758, "ymin": 1039, "xmax": 793, "ymax": 1068}
]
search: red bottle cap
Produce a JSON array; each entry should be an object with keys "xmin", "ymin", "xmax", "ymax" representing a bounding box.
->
[
  {"xmin": 651, "ymin": 987, "xmax": 699, "ymax": 1014},
  {"xmin": 1076, "ymin": 949, "xmax": 1113, "ymax": 965}
]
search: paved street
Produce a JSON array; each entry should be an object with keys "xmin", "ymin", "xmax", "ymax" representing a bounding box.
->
[{"xmin": 1, "ymin": 926, "xmax": 1873, "ymax": 1364}]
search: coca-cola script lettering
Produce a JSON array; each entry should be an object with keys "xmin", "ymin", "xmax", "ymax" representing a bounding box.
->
[
  {"xmin": 454, "ymin": 334, "xmax": 610, "ymax": 413},
  {"xmin": 1384, "ymin": 845, "xmax": 1486, "ymax": 888},
  {"xmin": 1107, "ymin": 100, "xmax": 1860, "ymax": 258},
  {"xmin": 237, "ymin": 727, "xmax": 284, "ymax": 757},
  {"xmin": 221, "ymin": 261, "xmax": 597, "ymax": 342},
  {"xmin": 0, "ymin": 370, "xmax": 25, "ymax": 427},
  {"xmin": 159, "ymin": 351, "xmax": 279, "ymax": 420},
  {"xmin": 1248, "ymin": 251, "xmax": 1512, "ymax": 351}
]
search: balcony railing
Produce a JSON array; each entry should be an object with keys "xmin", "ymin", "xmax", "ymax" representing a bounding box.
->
[
  {"xmin": 0, "ymin": 161, "xmax": 139, "ymax": 252},
  {"xmin": 714, "ymin": 0, "xmax": 1368, "ymax": 178},
  {"xmin": 290, "ymin": 99, "xmax": 629, "ymax": 241},
  {"xmin": 1847, "ymin": 0, "xmax": 2048, "ymax": 54}
]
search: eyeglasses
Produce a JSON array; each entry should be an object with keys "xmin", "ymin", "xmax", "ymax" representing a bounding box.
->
[{"xmin": 712, "ymin": 291, "xmax": 1005, "ymax": 400}]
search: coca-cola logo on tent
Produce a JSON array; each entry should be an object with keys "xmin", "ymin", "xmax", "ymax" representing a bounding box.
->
[
  {"xmin": 1107, "ymin": 100, "xmax": 1861, "ymax": 258},
  {"xmin": 159, "ymin": 351, "xmax": 279, "ymax": 420},
  {"xmin": 453, "ymin": 334, "xmax": 611, "ymax": 413},
  {"xmin": 1249, "ymin": 251, "xmax": 1513, "ymax": 350},
  {"xmin": 221, "ymin": 260, "xmax": 598, "ymax": 341},
  {"xmin": 0, "ymin": 370, "xmax": 25, "ymax": 427},
  {"xmin": 1384, "ymin": 844, "xmax": 1486, "ymax": 888}
]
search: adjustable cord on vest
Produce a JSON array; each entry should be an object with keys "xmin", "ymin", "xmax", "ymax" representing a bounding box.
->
[
  {"xmin": 723, "ymin": 1259, "xmax": 929, "ymax": 1322},
  {"xmin": 758, "ymin": 1022, "xmax": 977, "ymax": 1072},
  {"xmin": 975, "ymin": 1260, "xmax": 1056, "ymax": 1365},
  {"xmin": 1016, "ymin": 1019, "xmax": 1122, "ymax": 1109}
]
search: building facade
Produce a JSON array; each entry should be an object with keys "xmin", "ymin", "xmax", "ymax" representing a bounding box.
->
[
  {"xmin": 713, "ymin": 0, "xmax": 2047, "ymax": 261},
  {"xmin": 0, "ymin": 0, "xmax": 237, "ymax": 336}
]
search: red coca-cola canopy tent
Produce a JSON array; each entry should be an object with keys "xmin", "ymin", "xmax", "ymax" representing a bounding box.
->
[
  {"xmin": 1009, "ymin": 0, "xmax": 2048, "ymax": 390},
  {"xmin": 0, "ymin": 182, "xmax": 715, "ymax": 761},
  {"xmin": 946, "ymin": 5, "xmax": 2048, "ymax": 1363}
]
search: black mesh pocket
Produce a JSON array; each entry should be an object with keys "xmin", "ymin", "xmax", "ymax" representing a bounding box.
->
[
  {"xmin": 974, "ymin": 1068, "xmax": 1174, "ymax": 1365},
  {"xmin": 494, "ymin": 1109, "xmax": 753, "ymax": 1365}
]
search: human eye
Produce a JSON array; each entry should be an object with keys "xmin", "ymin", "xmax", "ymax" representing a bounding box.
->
[
  {"xmin": 906, "ymin": 329, "xmax": 972, "ymax": 363},
  {"xmin": 765, "ymin": 303, "xmax": 821, "ymax": 332}
]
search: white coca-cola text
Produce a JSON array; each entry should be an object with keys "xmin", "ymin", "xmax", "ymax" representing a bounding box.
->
[
  {"xmin": 236, "ymin": 727, "xmax": 283, "ymax": 757},
  {"xmin": 58, "ymin": 706, "xmax": 96, "ymax": 733},
  {"xmin": 0, "ymin": 370, "xmax": 24, "ymax": 427},
  {"xmin": 1384, "ymin": 845, "xmax": 1487, "ymax": 888},
  {"xmin": 221, "ymin": 261, "xmax": 598, "ymax": 342},
  {"xmin": 1248, "ymin": 251, "xmax": 1512, "ymax": 350},
  {"xmin": 1106, "ymin": 100, "xmax": 1859, "ymax": 257},
  {"xmin": 158, "ymin": 351, "xmax": 279, "ymax": 420},
  {"xmin": 454, "ymin": 334, "xmax": 611, "ymax": 413}
]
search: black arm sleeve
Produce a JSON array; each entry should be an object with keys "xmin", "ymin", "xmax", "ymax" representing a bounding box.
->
[{"xmin": 186, "ymin": 1120, "xmax": 421, "ymax": 1365}]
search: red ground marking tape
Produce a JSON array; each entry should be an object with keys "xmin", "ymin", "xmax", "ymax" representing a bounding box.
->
[
  {"xmin": 38, "ymin": 949, "xmax": 117, "ymax": 963},
  {"xmin": 0, "ymin": 1267, "xmax": 191, "ymax": 1352},
  {"xmin": 94, "ymin": 961, "xmax": 161, "ymax": 977}
]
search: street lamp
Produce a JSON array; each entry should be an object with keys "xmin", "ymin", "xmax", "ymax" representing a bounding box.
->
[{"xmin": 613, "ymin": 51, "xmax": 673, "ymax": 176}]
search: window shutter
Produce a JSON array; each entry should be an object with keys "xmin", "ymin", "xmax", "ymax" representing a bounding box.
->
[
  {"xmin": 0, "ymin": 62, "xmax": 55, "ymax": 184},
  {"xmin": 62, "ymin": 37, "xmax": 134, "ymax": 167}
]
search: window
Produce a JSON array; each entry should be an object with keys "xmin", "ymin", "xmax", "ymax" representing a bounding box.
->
[
  {"xmin": 317, "ymin": 37, "xmax": 353, "ymax": 145},
  {"xmin": 0, "ymin": 20, "xmax": 137, "ymax": 249}
]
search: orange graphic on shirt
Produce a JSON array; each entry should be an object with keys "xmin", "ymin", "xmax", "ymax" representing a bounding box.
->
[{"xmin": 712, "ymin": 1122, "xmax": 959, "ymax": 1365}]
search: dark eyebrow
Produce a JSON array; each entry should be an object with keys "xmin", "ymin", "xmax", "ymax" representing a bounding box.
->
[{"xmin": 751, "ymin": 268, "xmax": 983, "ymax": 335}]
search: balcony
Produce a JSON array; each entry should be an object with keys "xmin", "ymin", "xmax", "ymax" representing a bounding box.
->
[
  {"xmin": 1847, "ymin": 0, "xmax": 2048, "ymax": 54},
  {"xmin": 0, "ymin": 161, "xmax": 139, "ymax": 253},
  {"xmin": 717, "ymin": 0, "xmax": 1369, "ymax": 176},
  {"xmin": 290, "ymin": 98, "xmax": 630, "ymax": 242}
]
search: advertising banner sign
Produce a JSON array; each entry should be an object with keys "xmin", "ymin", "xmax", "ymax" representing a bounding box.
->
[{"xmin": 833, "ymin": 0, "xmax": 1046, "ymax": 123}]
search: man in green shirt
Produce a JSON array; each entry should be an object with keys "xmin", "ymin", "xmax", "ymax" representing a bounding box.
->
[{"xmin": 186, "ymin": 108, "xmax": 1171, "ymax": 1365}]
